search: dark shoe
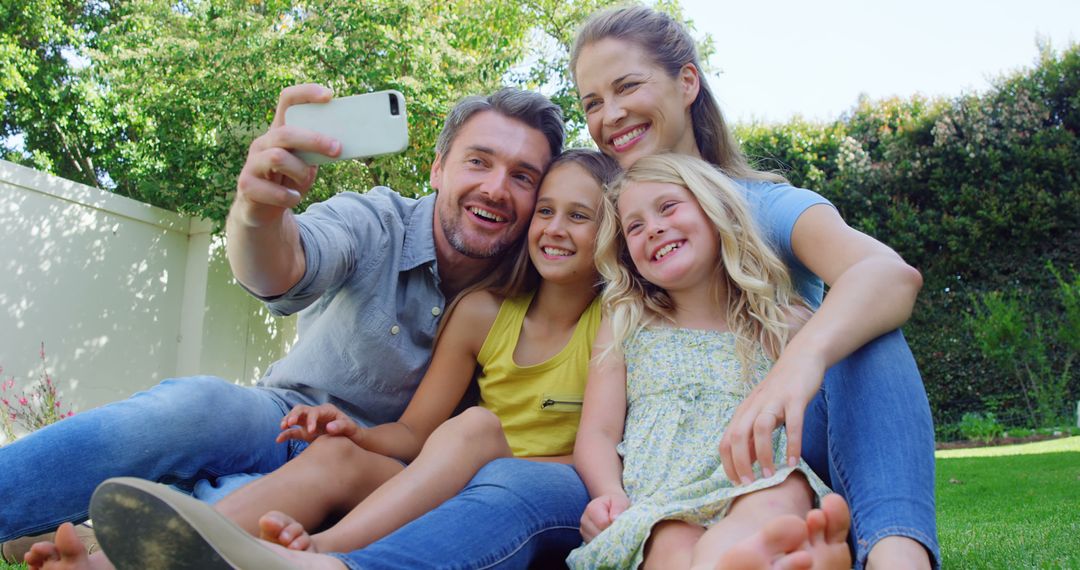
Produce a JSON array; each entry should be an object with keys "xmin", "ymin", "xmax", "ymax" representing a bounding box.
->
[
  {"xmin": 89, "ymin": 477, "xmax": 297, "ymax": 570},
  {"xmin": 1, "ymin": 522, "xmax": 97, "ymax": 563}
]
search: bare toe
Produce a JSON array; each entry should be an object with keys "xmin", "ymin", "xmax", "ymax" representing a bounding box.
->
[
  {"xmin": 54, "ymin": 524, "xmax": 88, "ymax": 561},
  {"xmin": 259, "ymin": 511, "xmax": 315, "ymax": 552},
  {"xmin": 25, "ymin": 524, "xmax": 97, "ymax": 570},
  {"xmin": 820, "ymin": 494, "xmax": 851, "ymax": 543},
  {"xmin": 24, "ymin": 540, "xmax": 60, "ymax": 569},
  {"xmin": 282, "ymin": 521, "xmax": 314, "ymax": 551},
  {"xmin": 806, "ymin": 495, "xmax": 852, "ymax": 570},
  {"xmin": 258, "ymin": 511, "xmax": 291, "ymax": 543}
]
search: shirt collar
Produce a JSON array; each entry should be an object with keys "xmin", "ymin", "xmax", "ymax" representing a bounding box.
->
[{"xmin": 399, "ymin": 192, "xmax": 438, "ymax": 273}]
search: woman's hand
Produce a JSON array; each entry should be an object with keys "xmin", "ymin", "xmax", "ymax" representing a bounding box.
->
[
  {"xmin": 276, "ymin": 403, "xmax": 363, "ymax": 443},
  {"xmin": 580, "ymin": 493, "xmax": 631, "ymax": 542},
  {"xmin": 718, "ymin": 349, "xmax": 825, "ymax": 485}
]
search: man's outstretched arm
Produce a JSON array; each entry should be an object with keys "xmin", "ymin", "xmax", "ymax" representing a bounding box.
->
[{"xmin": 226, "ymin": 84, "xmax": 342, "ymax": 297}]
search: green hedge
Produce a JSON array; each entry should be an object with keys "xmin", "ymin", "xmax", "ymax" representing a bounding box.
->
[{"xmin": 737, "ymin": 44, "xmax": 1080, "ymax": 430}]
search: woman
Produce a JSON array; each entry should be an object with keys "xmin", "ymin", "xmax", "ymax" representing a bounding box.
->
[{"xmin": 568, "ymin": 5, "xmax": 936, "ymax": 570}]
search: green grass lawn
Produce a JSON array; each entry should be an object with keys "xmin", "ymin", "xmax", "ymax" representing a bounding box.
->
[
  {"xmin": 936, "ymin": 436, "xmax": 1080, "ymax": 569},
  {"xmin": 3, "ymin": 438, "xmax": 1077, "ymax": 570}
]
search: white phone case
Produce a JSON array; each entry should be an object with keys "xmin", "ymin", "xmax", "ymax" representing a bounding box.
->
[{"xmin": 284, "ymin": 90, "xmax": 409, "ymax": 165}]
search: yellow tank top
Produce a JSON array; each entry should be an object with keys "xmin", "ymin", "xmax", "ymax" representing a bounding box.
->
[{"xmin": 476, "ymin": 292, "xmax": 602, "ymax": 457}]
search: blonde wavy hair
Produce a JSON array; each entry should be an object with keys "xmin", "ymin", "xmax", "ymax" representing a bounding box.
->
[{"xmin": 595, "ymin": 153, "xmax": 805, "ymax": 375}]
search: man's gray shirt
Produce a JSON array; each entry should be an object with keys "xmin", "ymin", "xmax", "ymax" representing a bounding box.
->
[{"xmin": 252, "ymin": 187, "xmax": 445, "ymax": 427}]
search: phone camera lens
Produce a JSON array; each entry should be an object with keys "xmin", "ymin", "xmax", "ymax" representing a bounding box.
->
[{"xmin": 389, "ymin": 94, "xmax": 400, "ymax": 116}]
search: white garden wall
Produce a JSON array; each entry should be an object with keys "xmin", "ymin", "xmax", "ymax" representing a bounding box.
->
[{"xmin": 0, "ymin": 160, "xmax": 295, "ymax": 417}]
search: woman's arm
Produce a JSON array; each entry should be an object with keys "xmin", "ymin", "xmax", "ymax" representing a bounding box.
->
[
  {"xmin": 720, "ymin": 204, "xmax": 923, "ymax": 484},
  {"xmin": 359, "ymin": 290, "xmax": 502, "ymax": 462},
  {"xmin": 789, "ymin": 204, "xmax": 923, "ymax": 360},
  {"xmin": 574, "ymin": 317, "xmax": 631, "ymax": 540}
]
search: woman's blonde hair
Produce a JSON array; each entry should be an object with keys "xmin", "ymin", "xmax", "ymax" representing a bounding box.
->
[
  {"xmin": 570, "ymin": 4, "xmax": 784, "ymax": 183},
  {"xmin": 595, "ymin": 153, "xmax": 803, "ymax": 374}
]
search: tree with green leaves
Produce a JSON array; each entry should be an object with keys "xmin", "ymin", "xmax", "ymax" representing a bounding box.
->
[
  {"xmin": 1, "ymin": 0, "xmax": 113, "ymax": 188},
  {"xmin": 10, "ymin": 0, "xmax": 693, "ymax": 225}
]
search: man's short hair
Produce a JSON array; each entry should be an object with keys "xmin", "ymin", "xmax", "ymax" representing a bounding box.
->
[{"xmin": 436, "ymin": 88, "xmax": 565, "ymax": 163}]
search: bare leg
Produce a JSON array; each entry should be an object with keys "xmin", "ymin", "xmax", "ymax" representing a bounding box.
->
[
  {"xmin": 266, "ymin": 407, "xmax": 513, "ymax": 553},
  {"xmin": 24, "ymin": 523, "xmax": 114, "ymax": 570},
  {"xmin": 642, "ymin": 520, "xmax": 705, "ymax": 570},
  {"xmin": 214, "ymin": 435, "xmax": 404, "ymax": 535}
]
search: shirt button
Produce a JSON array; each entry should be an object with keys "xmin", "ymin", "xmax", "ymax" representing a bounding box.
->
[
  {"xmin": 431, "ymin": 307, "xmax": 442, "ymax": 316},
  {"xmin": 390, "ymin": 325, "xmax": 400, "ymax": 335}
]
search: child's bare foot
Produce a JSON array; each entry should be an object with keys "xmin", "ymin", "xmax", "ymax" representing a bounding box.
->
[
  {"xmin": 24, "ymin": 523, "xmax": 113, "ymax": 570},
  {"xmin": 713, "ymin": 514, "xmax": 812, "ymax": 570},
  {"xmin": 714, "ymin": 494, "xmax": 853, "ymax": 570},
  {"xmin": 259, "ymin": 511, "xmax": 317, "ymax": 552},
  {"xmin": 257, "ymin": 540, "xmax": 348, "ymax": 570},
  {"xmin": 804, "ymin": 494, "xmax": 851, "ymax": 569}
]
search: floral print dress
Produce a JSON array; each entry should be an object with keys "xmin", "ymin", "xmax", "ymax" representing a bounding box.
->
[{"xmin": 567, "ymin": 327, "xmax": 831, "ymax": 569}]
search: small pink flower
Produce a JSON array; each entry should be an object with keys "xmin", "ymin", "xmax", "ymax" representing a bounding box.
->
[
  {"xmin": 19, "ymin": 397, "xmax": 28, "ymax": 406},
  {"xmin": 67, "ymin": 411, "xmax": 75, "ymax": 417},
  {"xmin": 9, "ymin": 413, "xmax": 16, "ymax": 420},
  {"xmin": 55, "ymin": 401, "xmax": 62, "ymax": 408}
]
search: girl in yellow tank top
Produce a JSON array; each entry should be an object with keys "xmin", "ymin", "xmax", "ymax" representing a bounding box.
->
[{"xmin": 220, "ymin": 150, "xmax": 621, "ymax": 555}]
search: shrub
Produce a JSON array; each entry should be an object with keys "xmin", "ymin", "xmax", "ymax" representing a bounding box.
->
[
  {"xmin": 0, "ymin": 343, "xmax": 74, "ymax": 443},
  {"xmin": 966, "ymin": 263, "xmax": 1079, "ymax": 427},
  {"xmin": 741, "ymin": 43, "xmax": 1080, "ymax": 426},
  {"xmin": 958, "ymin": 412, "xmax": 1005, "ymax": 443}
]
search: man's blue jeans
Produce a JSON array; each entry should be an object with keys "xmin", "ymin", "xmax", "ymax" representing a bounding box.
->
[
  {"xmin": 335, "ymin": 329, "xmax": 939, "ymax": 570},
  {"xmin": 0, "ymin": 376, "xmax": 301, "ymax": 540}
]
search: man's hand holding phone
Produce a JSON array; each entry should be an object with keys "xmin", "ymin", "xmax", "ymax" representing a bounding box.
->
[
  {"xmin": 235, "ymin": 85, "xmax": 409, "ymax": 226},
  {"xmin": 228, "ymin": 84, "xmax": 408, "ymax": 297},
  {"xmin": 235, "ymin": 83, "xmax": 342, "ymax": 227}
]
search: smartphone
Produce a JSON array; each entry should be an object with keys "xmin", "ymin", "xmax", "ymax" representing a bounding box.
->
[{"xmin": 284, "ymin": 90, "xmax": 409, "ymax": 165}]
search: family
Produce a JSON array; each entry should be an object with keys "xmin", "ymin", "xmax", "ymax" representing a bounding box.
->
[{"xmin": 0, "ymin": 5, "xmax": 938, "ymax": 570}]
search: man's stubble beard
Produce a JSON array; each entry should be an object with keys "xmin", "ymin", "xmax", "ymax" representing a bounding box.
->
[{"xmin": 440, "ymin": 211, "xmax": 519, "ymax": 260}]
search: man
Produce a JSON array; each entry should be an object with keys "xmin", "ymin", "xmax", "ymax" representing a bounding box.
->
[{"xmin": 2, "ymin": 83, "xmax": 571, "ymax": 568}]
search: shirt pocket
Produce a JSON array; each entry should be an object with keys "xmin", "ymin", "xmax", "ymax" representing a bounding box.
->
[{"xmin": 538, "ymin": 393, "xmax": 584, "ymax": 412}]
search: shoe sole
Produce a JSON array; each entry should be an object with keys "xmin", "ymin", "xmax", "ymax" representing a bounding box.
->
[{"xmin": 89, "ymin": 477, "xmax": 297, "ymax": 570}]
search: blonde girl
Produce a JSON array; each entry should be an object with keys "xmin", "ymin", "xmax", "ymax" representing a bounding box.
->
[{"xmin": 569, "ymin": 154, "xmax": 849, "ymax": 570}]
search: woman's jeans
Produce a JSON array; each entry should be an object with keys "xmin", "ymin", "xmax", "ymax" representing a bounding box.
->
[
  {"xmin": 802, "ymin": 329, "xmax": 939, "ymax": 568},
  {"xmin": 0, "ymin": 330, "xmax": 938, "ymax": 570}
]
